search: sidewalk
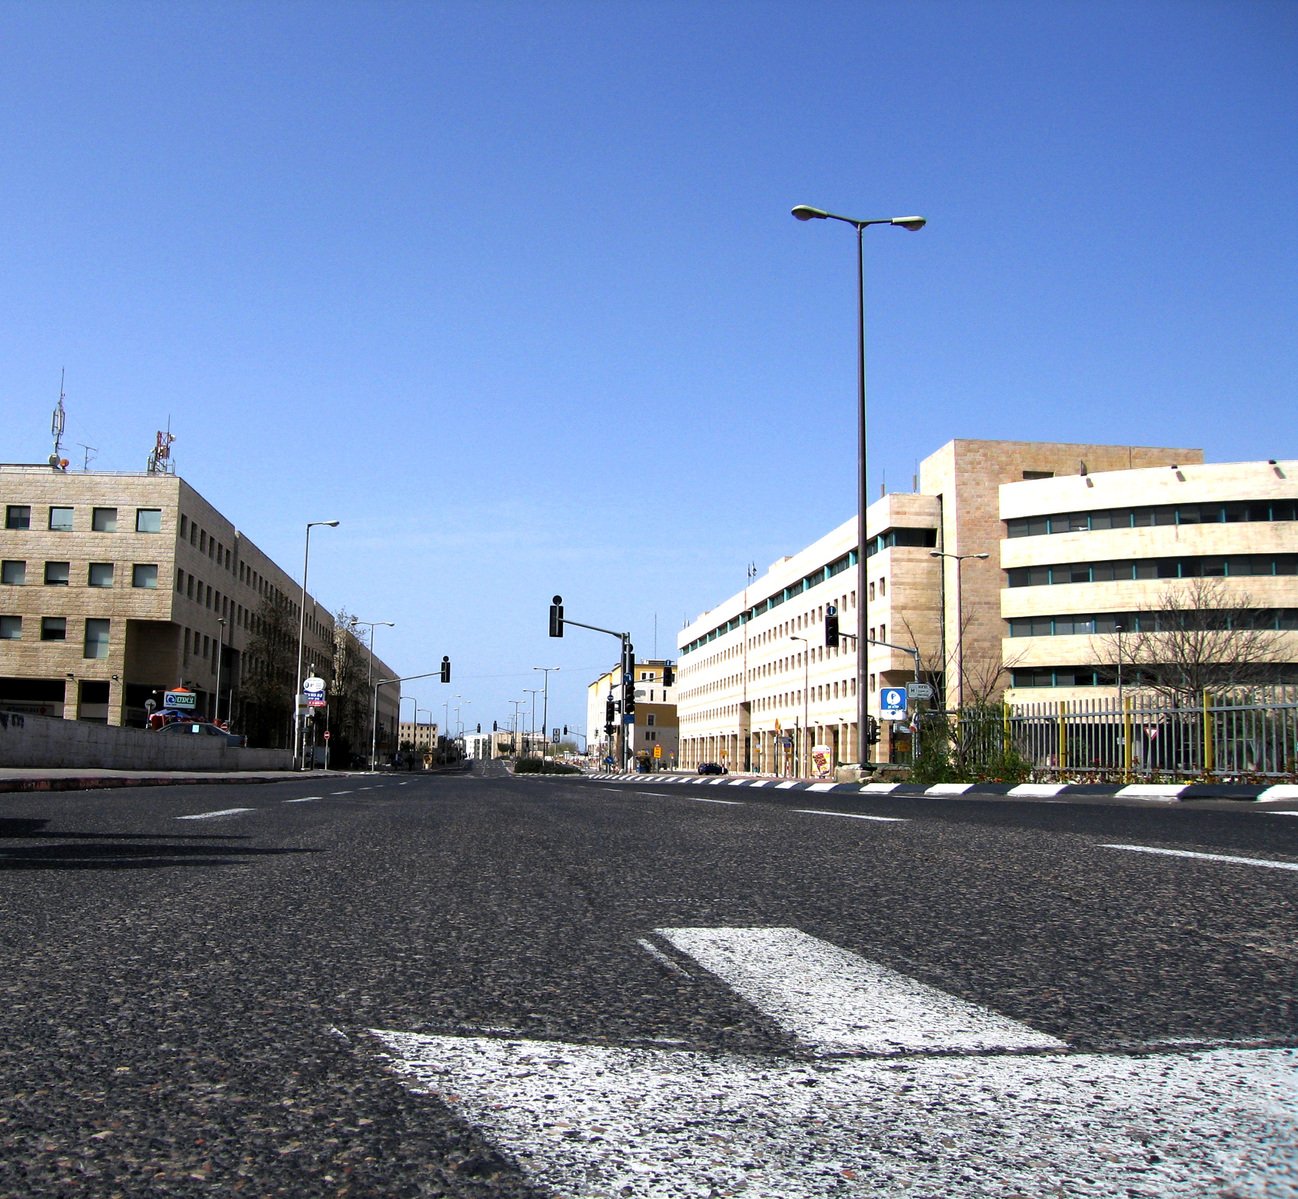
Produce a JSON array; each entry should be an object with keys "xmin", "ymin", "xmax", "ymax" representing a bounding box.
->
[{"xmin": 0, "ymin": 767, "xmax": 344, "ymax": 794}]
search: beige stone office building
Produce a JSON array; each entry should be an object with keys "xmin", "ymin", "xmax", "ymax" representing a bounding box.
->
[
  {"xmin": 586, "ymin": 659, "xmax": 678, "ymax": 768},
  {"xmin": 0, "ymin": 464, "xmax": 399, "ymax": 741},
  {"xmin": 675, "ymin": 439, "xmax": 1297, "ymax": 773}
]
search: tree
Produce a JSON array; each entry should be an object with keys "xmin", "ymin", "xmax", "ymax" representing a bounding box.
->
[
  {"xmin": 329, "ymin": 611, "xmax": 372, "ymax": 765},
  {"xmin": 1112, "ymin": 576, "xmax": 1286, "ymax": 707},
  {"xmin": 242, "ymin": 592, "xmax": 297, "ymax": 748}
]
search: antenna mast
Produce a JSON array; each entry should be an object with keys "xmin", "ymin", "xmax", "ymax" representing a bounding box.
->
[
  {"xmin": 148, "ymin": 418, "xmax": 176, "ymax": 474},
  {"xmin": 49, "ymin": 370, "xmax": 68, "ymax": 470}
]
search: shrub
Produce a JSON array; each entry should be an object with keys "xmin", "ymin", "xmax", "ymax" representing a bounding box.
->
[{"xmin": 514, "ymin": 757, "xmax": 581, "ymax": 775}]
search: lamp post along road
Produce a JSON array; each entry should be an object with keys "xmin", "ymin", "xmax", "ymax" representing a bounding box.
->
[
  {"xmin": 929, "ymin": 550, "xmax": 990, "ymax": 713},
  {"xmin": 294, "ymin": 520, "xmax": 339, "ymax": 770},
  {"xmin": 355, "ymin": 619, "xmax": 395, "ymax": 771},
  {"xmin": 792, "ymin": 205, "xmax": 924, "ymax": 771},
  {"xmin": 214, "ymin": 617, "xmax": 226, "ymax": 724},
  {"xmin": 534, "ymin": 666, "xmax": 559, "ymax": 754},
  {"xmin": 791, "ymin": 635, "xmax": 810, "ymax": 778}
]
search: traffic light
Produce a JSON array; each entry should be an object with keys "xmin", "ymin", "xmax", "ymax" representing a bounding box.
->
[
  {"xmin": 440, "ymin": 655, "xmax": 451, "ymax": 683},
  {"xmin": 549, "ymin": 595, "xmax": 564, "ymax": 638},
  {"xmin": 605, "ymin": 696, "xmax": 615, "ymax": 725},
  {"xmin": 562, "ymin": 725, "xmax": 568, "ymax": 735},
  {"xmin": 492, "ymin": 720, "xmax": 498, "ymax": 732},
  {"xmin": 623, "ymin": 679, "xmax": 635, "ymax": 715},
  {"xmin": 662, "ymin": 662, "xmax": 674, "ymax": 687},
  {"xmin": 476, "ymin": 722, "xmax": 481, "ymax": 734},
  {"xmin": 865, "ymin": 715, "xmax": 880, "ymax": 744},
  {"xmin": 825, "ymin": 604, "xmax": 839, "ymax": 648}
]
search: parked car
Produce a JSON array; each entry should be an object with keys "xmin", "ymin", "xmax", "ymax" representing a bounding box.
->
[
  {"xmin": 157, "ymin": 721, "xmax": 247, "ymax": 747},
  {"xmin": 697, "ymin": 762, "xmax": 727, "ymax": 775}
]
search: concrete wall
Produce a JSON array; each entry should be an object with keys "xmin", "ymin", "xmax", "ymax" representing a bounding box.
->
[{"xmin": 0, "ymin": 709, "xmax": 291, "ymax": 771}]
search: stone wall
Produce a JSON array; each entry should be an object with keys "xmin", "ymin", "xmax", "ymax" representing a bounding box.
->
[{"xmin": 0, "ymin": 709, "xmax": 291, "ymax": 771}]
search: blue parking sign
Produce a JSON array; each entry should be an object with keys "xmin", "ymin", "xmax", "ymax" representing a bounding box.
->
[{"xmin": 880, "ymin": 686, "xmax": 908, "ymax": 721}]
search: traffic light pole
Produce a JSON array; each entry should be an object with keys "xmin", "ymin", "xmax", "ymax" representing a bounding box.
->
[
  {"xmin": 548, "ymin": 596, "xmax": 634, "ymax": 771},
  {"xmin": 371, "ymin": 659, "xmax": 452, "ymax": 771}
]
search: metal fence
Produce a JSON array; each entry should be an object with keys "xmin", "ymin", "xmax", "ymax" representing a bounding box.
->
[{"xmin": 943, "ymin": 687, "xmax": 1298, "ymax": 782}]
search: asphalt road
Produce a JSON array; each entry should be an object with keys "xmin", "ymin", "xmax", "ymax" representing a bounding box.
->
[{"xmin": 1, "ymin": 765, "xmax": 1295, "ymax": 1197}]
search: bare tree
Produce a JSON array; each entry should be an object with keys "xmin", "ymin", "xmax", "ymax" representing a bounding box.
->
[
  {"xmin": 1117, "ymin": 576, "xmax": 1286, "ymax": 706},
  {"xmin": 242, "ymin": 592, "xmax": 297, "ymax": 748}
]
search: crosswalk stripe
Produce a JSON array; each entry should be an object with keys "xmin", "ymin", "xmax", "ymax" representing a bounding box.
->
[{"xmin": 655, "ymin": 926, "xmax": 1064, "ymax": 1055}]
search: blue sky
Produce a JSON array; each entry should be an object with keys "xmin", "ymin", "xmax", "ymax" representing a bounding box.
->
[{"xmin": 3, "ymin": 0, "xmax": 1295, "ymax": 739}]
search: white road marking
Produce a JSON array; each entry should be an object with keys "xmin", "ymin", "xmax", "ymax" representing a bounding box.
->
[
  {"xmin": 656, "ymin": 927, "xmax": 1062, "ymax": 1055},
  {"xmin": 636, "ymin": 937, "xmax": 692, "ymax": 978},
  {"xmin": 693, "ymin": 797, "xmax": 744, "ymax": 806},
  {"xmin": 372, "ymin": 1032, "xmax": 1296, "ymax": 1199},
  {"xmin": 793, "ymin": 808, "xmax": 907, "ymax": 823},
  {"xmin": 1105, "ymin": 843, "xmax": 1298, "ymax": 872},
  {"xmin": 176, "ymin": 808, "xmax": 254, "ymax": 821},
  {"xmin": 283, "ymin": 796, "xmax": 321, "ymax": 803}
]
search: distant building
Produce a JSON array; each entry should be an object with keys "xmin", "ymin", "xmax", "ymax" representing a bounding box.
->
[
  {"xmin": 586, "ymin": 658, "xmax": 678, "ymax": 769},
  {"xmin": 0, "ymin": 464, "xmax": 399, "ymax": 741},
  {"xmin": 675, "ymin": 440, "xmax": 1297, "ymax": 773}
]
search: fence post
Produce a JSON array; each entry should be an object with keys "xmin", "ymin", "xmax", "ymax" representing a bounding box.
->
[
  {"xmin": 1203, "ymin": 690, "xmax": 1213, "ymax": 777},
  {"xmin": 1122, "ymin": 693, "xmax": 1132, "ymax": 782},
  {"xmin": 1057, "ymin": 701, "xmax": 1067, "ymax": 774}
]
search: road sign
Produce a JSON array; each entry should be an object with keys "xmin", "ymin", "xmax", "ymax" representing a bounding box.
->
[
  {"xmin": 880, "ymin": 686, "xmax": 908, "ymax": 721},
  {"xmin": 303, "ymin": 676, "xmax": 327, "ymax": 708},
  {"xmin": 910, "ymin": 682, "xmax": 934, "ymax": 701},
  {"xmin": 653, "ymin": 744, "xmax": 662, "ymax": 759}
]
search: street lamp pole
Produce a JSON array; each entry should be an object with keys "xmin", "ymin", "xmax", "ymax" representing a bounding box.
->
[
  {"xmin": 534, "ymin": 666, "xmax": 559, "ymax": 751},
  {"xmin": 791, "ymin": 634, "xmax": 810, "ymax": 778},
  {"xmin": 792, "ymin": 206, "xmax": 924, "ymax": 772},
  {"xmin": 929, "ymin": 550, "xmax": 990, "ymax": 714},
  {"xmin": 294, "ymin": 519, "xmax": 339, "ymax": 769},
  {"xmin": 214, "ymin": 616, "xmax": 226, "ymax": 724},
  {"xmin": 355, "ymin": 619, "xmax": 395, "ymax": 771}
]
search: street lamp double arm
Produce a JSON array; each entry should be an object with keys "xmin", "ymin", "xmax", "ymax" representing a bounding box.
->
[
  {"xmin": 294, "ymin": 519, "xmax": 339, "ymax": 770},
  {"xmin": 355, "ymin": 619, "xmax": 395, "ymax": 771},
  {"xmin": 792, "ymin": 205, "xmax": 924, "ymax": 769},
  {"xmin": 929, "ymin": 550, "xmax": 990, "ymax": 712}
]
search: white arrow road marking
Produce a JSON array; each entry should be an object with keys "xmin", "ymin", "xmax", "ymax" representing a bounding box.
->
[
  {"xmin": 1105, "ymin": 843, "xmax": 1298, "ymax": 872},
  {"xmin": 656, "ymin": 927, "xmax": 1063, "ymax": 1055},
  {"xmin": 175, "ymin": 808, "xmax": 254, "ymax": 820},
  {"xmin": 371, "ymin": 1032, "xmax": 1296, "ymax": 1198},
  {"xmin": 370, "ymin": 926, "xmax": 1298, "ymax": 1197}
]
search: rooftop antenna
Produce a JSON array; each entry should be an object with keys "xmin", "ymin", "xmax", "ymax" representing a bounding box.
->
[
  {"xmin": 76, "ymin": 443, "xmax": 98, "ymax": 472},
  {"xmin": 148, "ymin": 418, "xmax": 176, "ymax": 474},
  {"xmin": 49, "ymin": 370, "xmax": 69, "ymax": 470}
]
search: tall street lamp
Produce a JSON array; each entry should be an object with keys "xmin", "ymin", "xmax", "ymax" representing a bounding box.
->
[
  {"xmin": 792, "ymin": 205, "xmax": 924, "ymax": 771},
  {"xmin": 791, "ymin": 634, "xmax": 810, "ymax": 778},
  {"xmin": 929, "ymin": 550, "xmax": 990, "ymax": 713},
  {"xmin": 214, "ymin": 616, "xmax": 227, "ymax": 724},
  {"xmin": 294, "ymin": 519, "xmax": 339, "ymax": 769},
  {"xmin": 355, "ymin": 619, "xmax": 395, "ymax": 770},
  {"xmin": 534, "ymin": 666, "xmax": 559, "ymax": 750}
]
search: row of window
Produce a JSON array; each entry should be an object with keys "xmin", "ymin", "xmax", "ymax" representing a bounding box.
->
[
  {"xmin": 1012, "ymin": 665, "xmax": 1298, "ymax": 688},
  {"xmin": 1008, "ymin": 609, "xmax": 1298, "ymax": 637},
  {"xmin": 1, "ymin": 560, "xmax": 158, "ymax": 589},
  {"xmin": 1007, "ymin": 554, "xmax": 1298, "ymax": 588},
  {"xmin": 1005, "ymin": 499, "xmax": 1298, "ymax": 539},
  {"xmin": 4, "ymin": 505, "xmax": 163, "ymax": 533},
  {"xmin": 0, "ymin": 615, "xmax": 111, "ymax": 657}
]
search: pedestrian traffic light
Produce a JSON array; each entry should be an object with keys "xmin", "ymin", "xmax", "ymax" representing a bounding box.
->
[
  {"xmin": 866, "ymin": 715, "xmax": 880, "ymax": 744},
  {"xmin": 825, "ymin": 604, "xmax": 839, "ymax": 648},
  {"xmin": 440, "ymin": 655, "xmax": 451, "ymax": 683},
  {"xmin": 662, "ymin": 662, "xmax": 674, "ymax": 687},
  {"xmin": 549, "ymin": 595, "xmax": 564, "ymax": 638}
]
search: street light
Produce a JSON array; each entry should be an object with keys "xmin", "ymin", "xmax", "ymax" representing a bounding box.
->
[
  {"xmin": 534, "ymin": 666, "xmax": 559, "ymax": 751},
  {"xmin": 354, "ymin": 619, "xmax": 395, "ymax": 770},
  {"xmin": 929, "ymin": 551, "xmax": 990, "ymax": 713},
  {"xmin": 214, "ymin": 616, "xmax": 227, "ymax": 724},
  {"xmin": 791, "ymin": 634, "xmax": 810, "ymax": 778},
  {"xmin": 792, "ymin": 204, "xmax": 924, "ymax": 770},
  {"xmin": 524, "ymin": 688, "xmax": 542, "ymax": 757},
  {"xmin": 294, "ymin": 519, "xmax": 339, "ymax": 769}
]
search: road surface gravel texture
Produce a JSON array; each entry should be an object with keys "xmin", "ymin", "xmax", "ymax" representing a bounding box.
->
[{"xmin": 0, "ymin": 763, "xmax": 1294, "ymax": 1197}]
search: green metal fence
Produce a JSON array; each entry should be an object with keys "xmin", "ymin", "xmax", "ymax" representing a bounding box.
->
[{"xmin": 936, "ymin": 687, "xmax": 1298, "ymax": 782}]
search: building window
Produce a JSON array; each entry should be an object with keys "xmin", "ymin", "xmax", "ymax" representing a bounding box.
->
[
  {"xmin": 84, "ymin": 618, "xmax": 110, "ymax": 659},
  {"xmin": 44, "ymin": 561, "xmax": 70, "ymax": 586},
  {"xmin": 41, "ymin": 617, "xmax": 67, "ymax": 641},
  {"xmin": 0, "ymin": 615, "xmax": 20, "ymax": 640},
  {"xmin": 49, "ymin": 506, "xmax": 74, "ymax": 532},
  {"xmin": 647, "ymin": 713, "xmax": 656, "ymax": 726},
  {"xmin": 92, "ymin": 507, "xmax": 118, "ymax": 532},
  {"xmin": 136, "ymin": 508, "xmax": 163, "ymax": 533},
  {"xmin": 133, "ymin": 564, "xmax": 159, "ymax": 589},
  {"xmin": 88, "ymin": 562, "xmax": 115, "ymax": 588},
  {"xmin": 1, "ymin": 560, "xmax": 26, "ymax": 585},
  {"xmin": 5, "ymin": 505, "xmax": 31, "ymax": 530}
]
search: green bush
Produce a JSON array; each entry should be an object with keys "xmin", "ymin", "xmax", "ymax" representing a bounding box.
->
[{"xmin": 514, "ymin": 757, "xmax": 581, "ymax": 775}]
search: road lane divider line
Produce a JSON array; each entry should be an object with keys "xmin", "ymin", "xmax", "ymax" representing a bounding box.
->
[
  {"xmin": 793, "ymin": 808, "xmax": 907, "ymax": 823},
  {"xmin": 283, "ymin": 796, "xmax": 321, "ymax": 803},
  {"xmin": 654, "ymin": 926, "xmax": 1065, "ymax": 1055},
  {"xmin": 1104, "ymin": 843, "xmax": 1298, "ymax": 872},
  {"xmin": 176, "ymin": 808, "xmax": 255, "ymax": 821}
]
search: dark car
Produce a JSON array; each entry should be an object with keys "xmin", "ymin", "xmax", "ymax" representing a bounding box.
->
[
  {"xmin": 697, "ymin": 762, "xmax": 727, "ymax": 775},
  {"xmin": 158, "ymin": 721, "xmax": 247, "ymax": 747}
]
